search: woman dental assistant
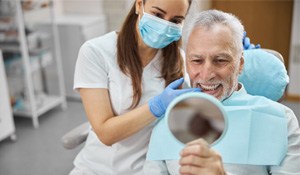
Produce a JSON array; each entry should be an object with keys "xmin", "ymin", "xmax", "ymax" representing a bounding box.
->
[{"xmin": 70, "ymin": 0, "xmax": 198, "ymax": 174}]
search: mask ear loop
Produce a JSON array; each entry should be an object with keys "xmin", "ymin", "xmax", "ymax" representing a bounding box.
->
[
  {"xmin": 138, "ymin": 0, "xmax": 145, "ymax": 20},
  {"xmin": 141, "ymin": 0, "xmax": 145, "ymax": 14}
]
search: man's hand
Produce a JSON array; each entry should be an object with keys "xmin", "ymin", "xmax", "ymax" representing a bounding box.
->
[{"xmin": 179, "ymin": 139, "xmax": 226, "ymax": 175}]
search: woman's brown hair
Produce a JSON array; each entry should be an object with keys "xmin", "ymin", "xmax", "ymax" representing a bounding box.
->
[{"xmin": 117, "ymin": 0, "xmax": 192, "ymax": 109}]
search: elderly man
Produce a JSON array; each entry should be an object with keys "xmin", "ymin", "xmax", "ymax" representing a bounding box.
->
[{"xmin": 144, "ymin": 10, "xmax": 300, "ymax": 175}]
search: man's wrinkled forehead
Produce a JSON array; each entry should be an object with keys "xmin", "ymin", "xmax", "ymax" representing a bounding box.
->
[{"xmin": 187, "ymin": 25, "xmax": 241, "ymax": 58}]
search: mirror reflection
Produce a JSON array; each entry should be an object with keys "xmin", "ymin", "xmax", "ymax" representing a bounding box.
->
[{"xmin": 168, "ymin": 96, "xmax": 226, "ymax": 145}]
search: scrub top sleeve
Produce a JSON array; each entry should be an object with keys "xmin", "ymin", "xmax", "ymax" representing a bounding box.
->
[{"xmin": 73, "ymin": 41, "xmax": 109, "ymax": 91}]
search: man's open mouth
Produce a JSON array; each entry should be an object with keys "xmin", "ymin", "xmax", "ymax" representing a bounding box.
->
[{"xmin": 198, "ymin": 83, "xmax": 221, "ymax": 91}]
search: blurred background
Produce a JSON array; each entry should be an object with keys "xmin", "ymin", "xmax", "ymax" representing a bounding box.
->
[{"xmin": 0, "ymin": 0, "xmax": 299, "ymax": 174}]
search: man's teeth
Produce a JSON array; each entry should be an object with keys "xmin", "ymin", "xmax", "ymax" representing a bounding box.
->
[{"xmin": 200, "ymin": 84, "xmax": 219, "ymax": 90}]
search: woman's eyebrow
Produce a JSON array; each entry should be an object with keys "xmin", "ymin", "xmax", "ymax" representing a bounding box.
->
[
  {"xmin": 174, "ymin": 16, "xmax": 185, "ymax": 20},
  {"xmin": 151, "ymin": 6, "xmax": 185, "ymax": 19},
  {"xmin": 151, "ymin": 6, "xmax": 167, "ymax": 14}
]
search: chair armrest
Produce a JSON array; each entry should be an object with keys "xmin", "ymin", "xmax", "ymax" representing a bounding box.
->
[{"xmin": 61, "ymin": 122, "xmax": 90, "ymax": 149}]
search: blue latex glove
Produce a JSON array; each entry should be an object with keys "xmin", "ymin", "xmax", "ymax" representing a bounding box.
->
[
  {"xmin": 149, "ymin": 78, "xmax": 201, "ymax": 118},
  {"xmin": 243, "ymin": 31, "xmax": 261, "ymax": 50}
]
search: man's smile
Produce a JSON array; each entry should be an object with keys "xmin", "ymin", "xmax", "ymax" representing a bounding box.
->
[{"xmin": 197, "ymin": 83, "xmax": 222, "ymax": 98}]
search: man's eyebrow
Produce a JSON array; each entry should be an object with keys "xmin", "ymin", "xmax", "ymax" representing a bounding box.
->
[
  {"xmin": 152, "ymin": 6, "xmax": 185, "ymax": 19},
  {"xmin": 216, "ymin": 53, "xmax": 232, "ymax": 59},
  {"xmin": 189, "ymin": 54, "xmax": 203, "ymax": 59}
]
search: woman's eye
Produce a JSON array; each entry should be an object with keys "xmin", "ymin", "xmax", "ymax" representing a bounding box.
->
[
  {"xmin": 153, "ymin": 12, "xmax": 163, "ymax": 18},
  {"xmin": 170, "ymin": 19, "xmax": 181, "ymax": 24}
]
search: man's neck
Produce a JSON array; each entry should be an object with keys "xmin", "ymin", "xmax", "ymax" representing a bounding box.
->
[{"xmin": 221, "ymin": 82, "xmax": 242, "ymax": 102}]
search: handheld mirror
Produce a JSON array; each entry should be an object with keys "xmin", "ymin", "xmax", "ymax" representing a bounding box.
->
[{"xmin": 167, "ymin": 92, "xmax": 228, "ymax": 145}]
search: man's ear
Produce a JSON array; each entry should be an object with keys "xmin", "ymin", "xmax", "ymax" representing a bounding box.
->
[
  {"xmin": 239, "ymin": 53, "xmax": 244, "ymax": 74},
  {"xmin": 135, "ymin": 0, "xmax": 143, "ymax": 15}
]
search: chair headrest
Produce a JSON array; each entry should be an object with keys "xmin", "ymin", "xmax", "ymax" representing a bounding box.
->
[{"xmin": 238, "ymin": 49, "xmax": 289, "ymax": 101}]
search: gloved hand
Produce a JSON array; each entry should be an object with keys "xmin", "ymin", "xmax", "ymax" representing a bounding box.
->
[
  {"xmin": 149, "ymin": 78, "xmax": 201, "ymax": 118},
  {"xmin": 243, "ymin": 31, "xmax": 261, "ymax": 50}
]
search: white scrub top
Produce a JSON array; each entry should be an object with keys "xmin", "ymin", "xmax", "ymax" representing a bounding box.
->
[{"xmin": 73, "ymin": 31, "xmax": 165, "ymax": 175}]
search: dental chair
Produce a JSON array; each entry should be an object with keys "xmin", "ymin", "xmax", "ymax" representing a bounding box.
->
[{"xmin": 61, "ymin": 48, "xmax": 289, "ymax": 150}]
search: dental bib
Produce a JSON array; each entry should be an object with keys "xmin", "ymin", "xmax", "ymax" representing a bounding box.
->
[{"xmin": 146, "ymin": 87, "xmax": 288, "ymax": 165}]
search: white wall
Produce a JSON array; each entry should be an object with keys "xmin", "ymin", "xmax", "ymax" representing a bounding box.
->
[
  {"xmin": 102, "ymin": 0, "xmax": 132, "ymax": 31},
  {"xmin": 55, "ymin": 0, "xmax": 132, "ymax": 31},
  {"xmin": 288, "ymin": 1, "xmax": 300, "ymax": 96}
]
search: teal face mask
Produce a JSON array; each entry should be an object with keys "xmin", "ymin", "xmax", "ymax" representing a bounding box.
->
[{"xmin": 138, "ymin": 5, "xmax": 182, "ymax": 49}]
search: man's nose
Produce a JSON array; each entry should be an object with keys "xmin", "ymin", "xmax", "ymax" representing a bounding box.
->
[{"xmin": 201, "ymin": 63, "xmax": 216, "ymax": 81}]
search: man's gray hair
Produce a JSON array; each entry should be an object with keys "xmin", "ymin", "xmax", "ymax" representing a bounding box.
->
[{"xmin": 183, "ymin": 9, "xmax": 244, "ymax": 55}]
